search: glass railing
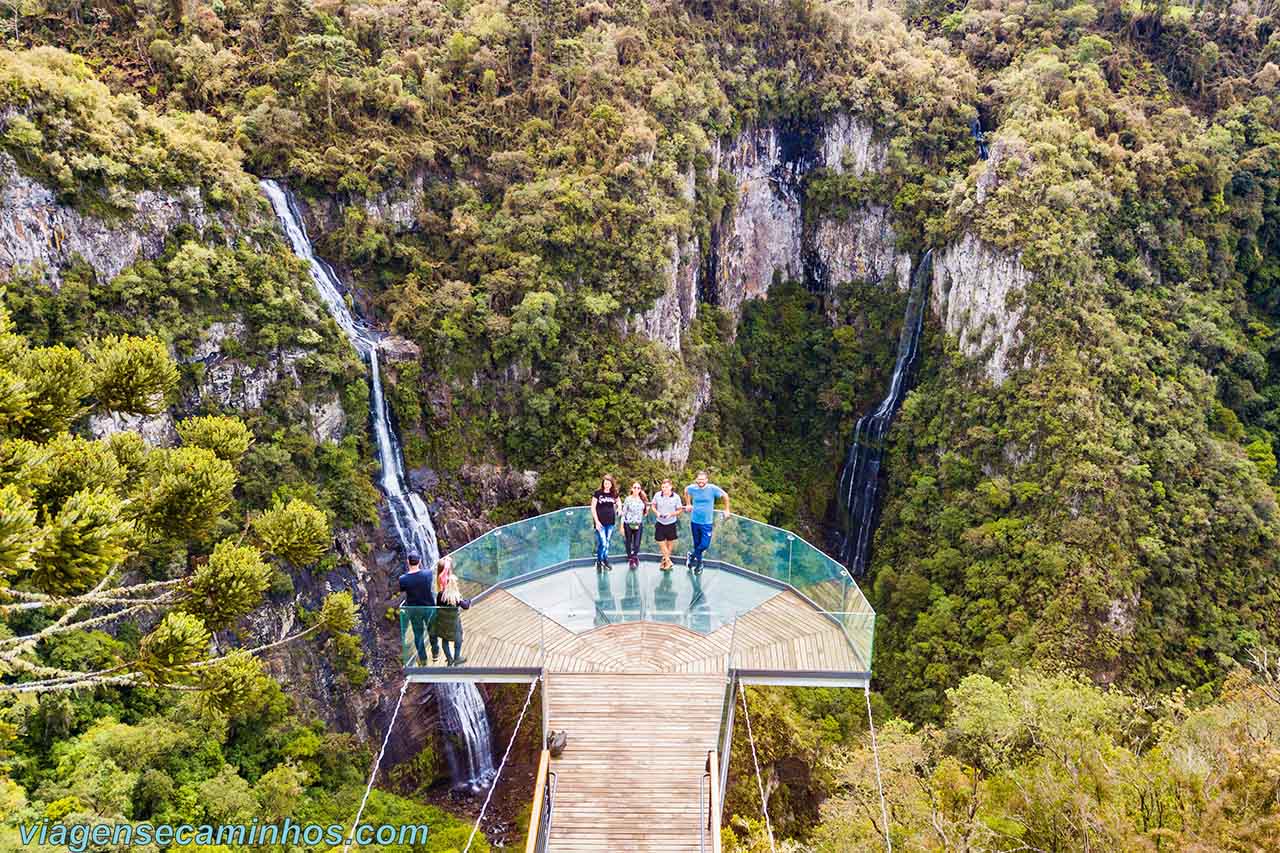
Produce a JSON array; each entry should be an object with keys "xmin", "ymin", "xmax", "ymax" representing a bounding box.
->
[
  {"xmin": 449, "ymin": 508, "xmax": 873, "ymax": 613},
  {"xmin": 398, "ymin": 605, "xmax": 546, "ymax": 672},
  {"xmin": 430, "ymin": 506, "xmax": 875, "ymax": 674},
  {"xmin": 728, "ymin": 609, "xmax": 874, "ymax": 674}
]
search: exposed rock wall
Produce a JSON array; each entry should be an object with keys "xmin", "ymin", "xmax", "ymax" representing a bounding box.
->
[
  {"xmin": 301, "ymin": 168, "xmax": 428, "ymax": 236},
  {"xmin": 0, "ymin": 152, "xmax": 244, "ymax": 287},
  {"xmin": 709, "ymin": 126, "xmax": 809, "ymax": 319},
  {"xmin": 627, "ymin": 165, "xmax": 701, "ymax": 352},
  {"xmin": 645, "ymin": 368, "xmax": 711, "ymax": 469},
  {"xmin": 812, "ymin": 205, "xmax": 912, "ymax": 294},
  {"xmin": 627, "ymin": 231, "xmax": 700, "ymax": 352},
  {"xmin": 639, "ymin": 113, "xmax": 910, "ymax": 465},
  {"xmin": 930, "ymin": 231, "xmax": 1030, "ymax": 385},
  {"xmin": 821, "ymin": 113, "xmax": 888, "ymax": 176}
]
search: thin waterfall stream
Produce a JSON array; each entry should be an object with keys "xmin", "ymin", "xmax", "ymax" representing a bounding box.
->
[
  {"xmin": 837, "ymin": 250, "xmax": 933, "ymax": 577},
  {"xmin": 261, "ymin": 179, "xmax": 496, "ymax": 791}
]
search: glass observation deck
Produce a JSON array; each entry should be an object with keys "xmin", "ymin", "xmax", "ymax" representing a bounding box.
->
[{"xmin": 399, "ymin": 509, "xmax": 875, "ymax": 686}]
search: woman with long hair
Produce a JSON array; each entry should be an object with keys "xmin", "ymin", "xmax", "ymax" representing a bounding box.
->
[
  {"xmin": 431, "ymin": 561, "xmax": 472, "ymax": 667},
  {"xmin": 620, "ymin": 481, "xmax": 649, "ymax": 569},
  {"xmin": 590, "ymin": 474, "xmax": 621, "ymax": 571}
]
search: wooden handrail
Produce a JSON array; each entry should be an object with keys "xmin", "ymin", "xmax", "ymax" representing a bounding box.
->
[
  {"xmin": 707, "ymin": 749, "xmax": 722, "ymax": 853},
  {"xmin": 525, "ymin": 749, "xmax": 551, "ymax": 853}
]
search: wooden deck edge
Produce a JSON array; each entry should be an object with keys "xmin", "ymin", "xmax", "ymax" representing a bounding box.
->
[
  {"xmin": 734, "ymin": 668, "xmax": 871, "ymax": 688},
  {"xmin": 404, "ymin": 666, "xmax": 541, "ymax": 683},
  {"xmin": 525, "ymin": 750, "xmax": 551, "ymax": 853}
]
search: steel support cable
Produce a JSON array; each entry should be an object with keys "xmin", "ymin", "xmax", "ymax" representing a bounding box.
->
[
  {"xmin": 738, "ymin": 682, "xmax": 776, "ymax": 853},
  {"xmin": 865, "ymin": 684, "xmax": 892, "ymax": 852},
  {"xmin": 343, "ymin": 677, "xmax": 412, "ymax": 853},
  {"xmin": 463, "ymin": 675, "xmax": 542, "ymax": 853}
]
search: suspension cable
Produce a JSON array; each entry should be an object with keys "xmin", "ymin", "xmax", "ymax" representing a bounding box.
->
[
  {"xmin": 865, "ymin": 684, "xmax": 892, "ymax": 852},
  {"xmin": 463, "ymin": 675, "xmax": 542, "ymax": 853},
  {"xmin": 738, "ymin": 682, "xmax": 776, "ymax": 853},
  {"xmin": 343, "ymin": 677, "xmax": 411, "ymax": 853}
]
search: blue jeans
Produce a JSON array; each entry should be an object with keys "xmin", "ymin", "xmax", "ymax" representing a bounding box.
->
[
  {"xmin": 690, "ymin": 522, "xmax": 714, "ymax": 568},
  {"xmin": 407, "ymin": 610, "xmax": 440, "ymax": 664},
  {"xmin": 596, "ymin": 524, "xmax": 615, "ymax": 562}
]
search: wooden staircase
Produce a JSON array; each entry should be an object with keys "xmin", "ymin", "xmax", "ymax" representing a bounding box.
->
[{"xmin": 544, "ymin": 672, "xmax": 725, "ymax": 852}]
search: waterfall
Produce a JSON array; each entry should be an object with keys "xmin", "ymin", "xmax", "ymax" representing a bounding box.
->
[
  {"xmin": 837, "ymin": 250, "xmax": 933, "ymax": 577},
  {"xmin": 436, "ymin": 683, "xmax": 498, "ymax": 792},
  {"xmin": 261, "ymin": 179, "xmax": 495, "ymax": 789}
]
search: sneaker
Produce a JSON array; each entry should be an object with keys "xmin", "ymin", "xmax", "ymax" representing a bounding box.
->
[
  {"xmin": 694, "ymin": 566, "xmax": 703, "ymax": 576},
  {"xmin": 432, "ymin": 653, "xmax": 441, "ymax": 665},
  {"xmin": 602, "ymin": 557, "xmax": 612, "ymax": 570},
  {"xmin": 453, "ymin": 656, "xmax": 467, "ymax": 667},
  {"xmin": 686, "ymin": 551, "xmax": 694, "ymax": 567}
]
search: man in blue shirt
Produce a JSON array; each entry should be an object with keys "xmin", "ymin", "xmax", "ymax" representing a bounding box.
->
[
  {"xmin": 398, "ymin": 552, "xmax": 439, "ymax": 665},
  {"xmin": 684, "ymin": 470, "xmax": 730, "ymax": 574}
]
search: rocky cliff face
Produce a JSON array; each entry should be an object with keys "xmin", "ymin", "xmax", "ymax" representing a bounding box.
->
[
  {"xmin": 626, "ymin": 166, "xmax": 701, "ymax": 353},
  {"xmin": 301, "ymin": 168, "xmax": 428, "ymax": 236},
  {"xmin": 1, "ymin": 163, "xmax": 376, "ymax": 734},
  {"xmin": 239, "ymin": 530, "xmax": 389, "ymax": 735},
  {"xmin": 930, "ymin": 231, "xmax": 1030, "ymax": 385},
  {"xmin": 0, "ymin": 152, "xmax": 247, "ymax": 287},
  {"xmin": 637, "ymin": 113, "xmax": 910, "ymax": 464},
  {"xmin": 812, "ymin": 206, "xmax": 913, "ymax": 295},
  {"xmin": 709, "ymin": 126, "xmax": 810, "ymax": 319},
  {"xmin": 85, "ymin": 320, "xmax": 349, "ymax": 445}
]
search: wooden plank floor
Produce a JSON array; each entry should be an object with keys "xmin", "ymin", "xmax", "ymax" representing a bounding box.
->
[
  {"xmin": 405, "ymin": 586, "xmax": 869, "ymax": 675},
  {"xmin": 546, "ymin": 673, "xmax": 725, "ymax": 852}
]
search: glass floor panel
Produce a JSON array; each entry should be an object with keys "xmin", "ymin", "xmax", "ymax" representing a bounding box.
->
[{"xmin": 504, "ymin": 556, "xmax": 780, "ymax": 635}]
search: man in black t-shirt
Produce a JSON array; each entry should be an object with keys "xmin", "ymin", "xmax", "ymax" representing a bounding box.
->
[{"xmin": 398, "ymin": 552, "xmax": 439, "ymax": 664}]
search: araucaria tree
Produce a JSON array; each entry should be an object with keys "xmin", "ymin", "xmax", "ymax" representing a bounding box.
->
[{"xmin": 0, "ymin": 295, "xmax": 353, "ymax": 706}]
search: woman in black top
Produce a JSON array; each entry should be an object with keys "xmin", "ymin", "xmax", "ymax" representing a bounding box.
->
[{"xmin": 591, "ymin": 474, "xmax": 620, "ymax": 571}]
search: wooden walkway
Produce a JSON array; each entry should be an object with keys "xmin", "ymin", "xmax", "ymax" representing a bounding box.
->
[
  {"xmin": 406, "ymin": 586, "xmax": 870, "ymax": 676},
  {"xmin": 400, "ymin": 566, "xmax": 873, "ymax": 850},
  {"xmin": 545, "ymin": 673, "xmax": 724, "ymax": 852}
]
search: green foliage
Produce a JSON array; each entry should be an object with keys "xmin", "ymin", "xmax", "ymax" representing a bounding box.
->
[
  {"xmin": 86, "ymin": 335, "xmax": 179, "ymax": 414},
  {"xmin": 31, "ymin": 488, "xmax": 132, "ymax": 594},
  {"xmin": 0, "ymin": 47, "xmax": 256, "ymax": 210},
  {"xmin": 0, "ymin": 484, "xmax": 36, "ymax": 577},
  {"xmin": 197, "ymin": 650, "xmax": 273, "ymax": 719},
  {"xmin": 133, "ymin": 446, "xmax": 236, "ymax": 542},
  {"xmin": 176, "ymin": 415, "xmax": 254, "ymax": 464},
  {"xmin": 686, "ymin": 279, "xmax": 906, "ymax": 532},
  {"xmin": 809, "ymin": 668, "xmax": 1280, "ymax": 851},
  {"xmin": 183, "ymin": 541, "xmax": 271, "ymax": 630},
  {"xmin": 317, "ymin": 591, "xmax": 358, "ymax": 635},
  {"xmin": 137, "ymin": 612, "xmax": 211, "ymax": 685},
  {"xmin": 12, "ymin": 344, "xmax": 91, "ymax": 439},
  {"xmin": 251, "ymin": 498, "xmax": 330, "ymax": 568},
  {"xmin": 29, "ymin": 432, "xmax": 123, "ymax": 514}
]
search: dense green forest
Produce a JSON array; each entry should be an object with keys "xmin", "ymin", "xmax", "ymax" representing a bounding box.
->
[{"xmin": 2, "ymin": 0, "xmax": 1280, "ymax": 849}]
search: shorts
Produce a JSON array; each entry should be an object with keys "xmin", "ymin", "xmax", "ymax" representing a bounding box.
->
[{"xmin": 655, "ymin": 522, "xmax": 678, "ymax": 542}]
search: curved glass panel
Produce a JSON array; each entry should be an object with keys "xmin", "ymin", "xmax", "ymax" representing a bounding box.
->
[{"xmin": 425, "ymin": 506, "xmax": 875, "ymax": 673}]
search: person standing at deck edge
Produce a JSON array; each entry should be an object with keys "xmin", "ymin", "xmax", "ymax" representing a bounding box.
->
[
  {"xmin": 591, "ymin": 474, "xmax": 621, "ymax": 571},
  {"xmin": 397, "ymin": 552, "xmax": 439, "ymax": 664},
  {"xmin": 685, "ymin": 471, "xmax": 730, "ymax": 574},
  {"xmin": 621, "ymin": 482, "xmax": 649, "ymax": 569},
  {"xmin": 651, "ymin": 478, "xmax": 684, "ymax": 570}
]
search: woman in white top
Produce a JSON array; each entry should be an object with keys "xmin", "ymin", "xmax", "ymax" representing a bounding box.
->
[
  {"xmin": 620, "ymin": 482, "xmax": 649, "ymax": 569},
  {"xmin": 649, "ymin": 478, "xmax": 684, "ymax": 570}
]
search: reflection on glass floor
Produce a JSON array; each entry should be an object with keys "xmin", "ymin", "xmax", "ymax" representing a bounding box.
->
[{"xmin": 503, "ymin": 557, "xmax": 778, "ymax": 635}]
